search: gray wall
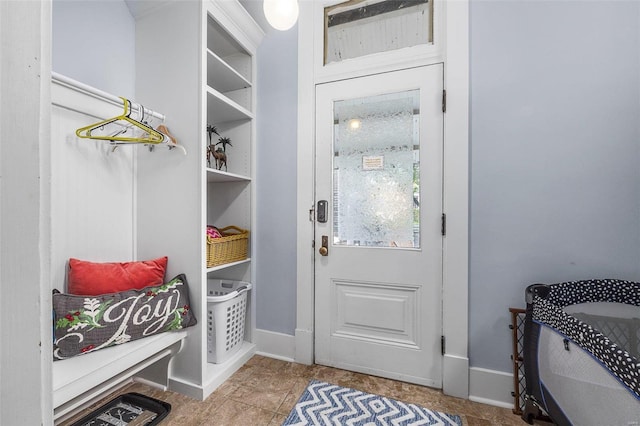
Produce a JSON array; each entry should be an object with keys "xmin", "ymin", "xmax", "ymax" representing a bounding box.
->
[
  {"xmin": 255, "ymin": 25, "xmax": 299, "ymax": 335},
  {"xmin": 470, "ymin": 0, "xmax": 640, "ymax": 372},
  {"xmin": 52, "ymin": 0, "xmax": 135, "ymax": 97}
]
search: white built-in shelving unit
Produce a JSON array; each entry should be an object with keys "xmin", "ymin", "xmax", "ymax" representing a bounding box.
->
[
  {"xmin": 1, "ymin": 1, "xmax": 262, "ymax": 424},
  {"xmin": 135, "ymin": 0, "xmax": 263, "ymax": 400}
]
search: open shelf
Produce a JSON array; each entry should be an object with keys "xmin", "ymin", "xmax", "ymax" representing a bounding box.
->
[
  {"xmin": 206, "ymin": 168, "xmax": 251, "ymax": 183},
  {"xmin": 206, "ymin": 257, "xmax": 251, "ymax": 273},
  {"xmin": 207, "ymin": 87, "xmax": 253, "ymax": 124},
  {"xmin": 207, "ymin": 14, "xmax": 252, "ymax": 82},
  {"xmin": 207, "ymin": 48, "xmax": 251, "ymax": 93}
]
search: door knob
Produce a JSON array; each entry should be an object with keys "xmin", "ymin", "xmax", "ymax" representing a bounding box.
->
[{"xmin": 319, "ymin": 235, "xmax": 329, "ymax": 256}]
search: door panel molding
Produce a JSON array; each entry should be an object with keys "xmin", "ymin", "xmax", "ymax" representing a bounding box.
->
[{"xmin": 333, "ymin": 279, "xmax": 420, "ymax": 347}]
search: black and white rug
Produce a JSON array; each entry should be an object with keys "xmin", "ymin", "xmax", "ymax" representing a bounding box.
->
[
  {"xmin": 69, "ymin": 392, "xmax": 171, "ymax": 426},
  {"xmin": 283, "ymin": 380, "xmax": 462, "ymax": 426}
]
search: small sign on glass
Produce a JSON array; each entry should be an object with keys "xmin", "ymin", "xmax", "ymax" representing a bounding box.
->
[{"xmin": 362, "ymin": 155, "xmax": 384, "ymax": 170}]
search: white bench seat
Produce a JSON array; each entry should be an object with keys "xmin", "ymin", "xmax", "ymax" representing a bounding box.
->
[{"xmin": 53, "ymin": 330, "xmax": 187, "ymax": 422}]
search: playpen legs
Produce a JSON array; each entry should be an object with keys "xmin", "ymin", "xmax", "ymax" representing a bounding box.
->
[{"xmin": 522, "ymin": 397, "xmax": 542, "ymax": 425}]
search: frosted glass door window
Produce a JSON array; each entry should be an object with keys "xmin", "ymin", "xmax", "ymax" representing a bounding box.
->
[
  {"xmin": 333, "ymin": 89, "xmax": 420, "ymax": 248},
  {"xmin": 324, "ymin": 0, "xmax": 433, "ymax": 65}
]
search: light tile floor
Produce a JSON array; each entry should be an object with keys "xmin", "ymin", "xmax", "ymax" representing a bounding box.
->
[{"xmin": 62, "ymin": 355, "xmax": 543, "ymax": 425}]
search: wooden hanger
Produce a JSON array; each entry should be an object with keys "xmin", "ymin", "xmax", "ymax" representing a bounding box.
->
[{"xmin": 156, "ymin": 124, "xmax": 187, "ymax": 155}]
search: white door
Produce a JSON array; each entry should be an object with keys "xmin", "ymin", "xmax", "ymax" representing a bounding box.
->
[{"xmin": 314, "ymin": 65, "xmax": 444, "ymax": 387}]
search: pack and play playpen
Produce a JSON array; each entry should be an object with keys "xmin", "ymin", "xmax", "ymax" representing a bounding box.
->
[{"xmin": 522, "ymin": 279, "xmax": 640, "ymax": 426}]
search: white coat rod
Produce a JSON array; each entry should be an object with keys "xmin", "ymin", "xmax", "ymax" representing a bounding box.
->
[{"xmin": 51, "ymin": 72, "xmax": 165, "ymax": 122}]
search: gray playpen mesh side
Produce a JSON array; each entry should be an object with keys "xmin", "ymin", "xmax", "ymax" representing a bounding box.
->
[
  {"xmin": 571, "ymin": 311, "xmax": 640, "ymax": 359},
  {"xmin": 532, "ymin": 279, "xmax": 640, "ymax": 400}
]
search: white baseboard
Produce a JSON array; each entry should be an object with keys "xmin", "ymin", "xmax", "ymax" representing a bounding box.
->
[
  {"xmin": 443, "ymin": 354, "xmax": 469, "ymax": 398},
  {"xmin": 254, "ymin": 329, "xmax": 296, "ymax": 362},
  {"xmin": 294, "ymin": 328, "xmax": 313, "ymax": 365},
  {"xmin": 468, "ymin": 367, "xmax": 514, "ymax": 409}
]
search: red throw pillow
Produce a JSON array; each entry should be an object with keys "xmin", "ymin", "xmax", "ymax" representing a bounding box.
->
[{"xmin": 67, "ymin": 257, "xmax": 168, "ymax": 295}]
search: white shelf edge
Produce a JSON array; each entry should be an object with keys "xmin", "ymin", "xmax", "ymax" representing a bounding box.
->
[
  {"xmin": 206, "ymin": 257, "xmax": 251, "ymax": 273},
  {"xmin": 206, "ymin": 168, "xmax": 252, "ymax": 182},
  {"xmin": 207, "ymin": 48, "xmax": 252, "ymax": 90},
  {"xmin": 207, "ymin": 86, "xmax": 254, "ymax": 122}
]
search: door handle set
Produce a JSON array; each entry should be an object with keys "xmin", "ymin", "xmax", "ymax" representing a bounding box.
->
[
  {"xmin": 316, "ymin": 199, "xmax": 329, "ymax": 256},
  {"xmin": 319, "ymin": 235, "xmax": 329, "ymax": 256}
]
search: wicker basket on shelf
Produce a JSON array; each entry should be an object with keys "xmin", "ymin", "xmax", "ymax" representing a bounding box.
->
[{"xmin": 206, "ymin": 226, "xmax": 249, "ymax": 268}]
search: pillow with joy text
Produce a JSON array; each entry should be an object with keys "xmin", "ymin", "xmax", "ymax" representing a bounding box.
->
[
  {"xmin": 53, "ymin": 274, "xmax": 196, "ymax": 360},
  {"xmin": 68, "ymin": 257, "xmax": 168, "ymax": 295}
]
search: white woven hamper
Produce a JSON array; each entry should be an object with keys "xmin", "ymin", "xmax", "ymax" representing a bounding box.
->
[{"xmin": 206, "ymin": 279, "xmax": 252, "ymax": 364}]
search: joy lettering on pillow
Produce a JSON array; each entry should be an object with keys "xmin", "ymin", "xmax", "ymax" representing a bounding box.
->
[{"xmin": 53, "ymin": 274, "xmax": 196, "ymax": 360}]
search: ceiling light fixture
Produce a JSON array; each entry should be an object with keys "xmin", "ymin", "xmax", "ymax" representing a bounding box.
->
[{"xmin": 263, "ymin": 0, "xmax": 299, "ymax": 31}]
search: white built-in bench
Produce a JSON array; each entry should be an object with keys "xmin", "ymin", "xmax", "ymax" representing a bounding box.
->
[
  {"xmin": 53, "ymin": 330, "xmax": 187, "ymax": 423},
  {"xmin": 50, "ymin": 73, "xmax": 190, "ymax": 423}
]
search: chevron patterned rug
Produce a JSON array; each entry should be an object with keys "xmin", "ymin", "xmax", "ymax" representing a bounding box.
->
[{"xmin": 283, "ymin": 380, "xmax": 462, "ymax": 426}]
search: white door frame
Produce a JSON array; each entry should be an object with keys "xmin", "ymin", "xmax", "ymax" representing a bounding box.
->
[{"xmin": 295, "ymin": 0, "xmax": 469, "ymax": 398}]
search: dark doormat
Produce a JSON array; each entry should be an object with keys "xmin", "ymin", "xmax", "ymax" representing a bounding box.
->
[{"xmin": 70, "ymin": 392, "xmax": 171, "ymax": 426}]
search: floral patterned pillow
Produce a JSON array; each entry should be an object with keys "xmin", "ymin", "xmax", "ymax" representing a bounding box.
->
[{"xmin": 53, "ymin": 274, "xmax": 196, "ymax": 360}]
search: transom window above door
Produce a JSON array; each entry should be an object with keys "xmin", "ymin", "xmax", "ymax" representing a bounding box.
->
[{"xmin": 324, "ymin": 0, "xmax": 434, "ymax": 65}]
